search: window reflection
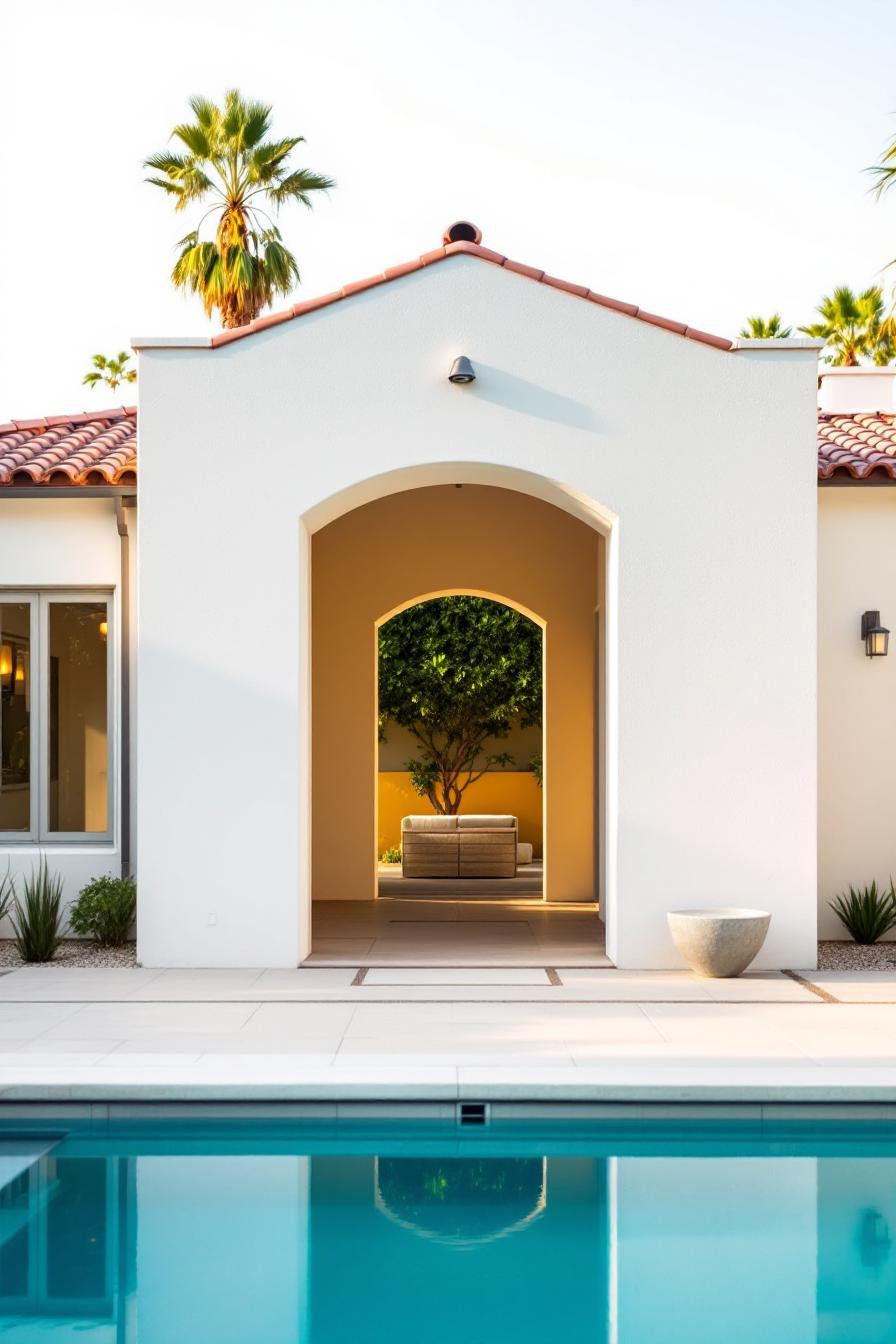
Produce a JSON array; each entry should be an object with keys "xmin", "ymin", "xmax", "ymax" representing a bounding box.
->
[
  {"xmin": 48, "ymin": 601, "xmax": 108, "ymax": 832},
  {"xmin": 0, "ymin": 1156, "xmax": 122, "ymax": 1323}
]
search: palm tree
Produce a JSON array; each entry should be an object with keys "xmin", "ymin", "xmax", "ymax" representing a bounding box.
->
[
  {"xmin": 799, "ymin": 286, "xmax": 893, "ymax": 366},
  {"xmin": 868, "ymin": 131, "xmax": 896, "ymax": 199},
  {"xmin": 738, "ymin": 314, "xmax": 792, "ymax": 339},
  {"xmin": 145, "ymin": 90, "xmax": 334, "ymax": 329},
  {"xmin": 83, "ymin": 352, "xmax": 137, "ymax": 392}
]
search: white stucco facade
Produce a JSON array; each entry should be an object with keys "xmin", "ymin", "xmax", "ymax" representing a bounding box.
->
[
  {"xmin": 133, "ymin": 251, "xmax": 820, "ymax": 969},
  {"xmin": 818, "ymin": 485, "xmax": 896, "ymax": 936}
]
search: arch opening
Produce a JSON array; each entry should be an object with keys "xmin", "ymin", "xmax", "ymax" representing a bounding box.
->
[
  {"xmin": 300, "ymin": 465, "xmax": 616, "ymax": 968},
  {"xmin": 376, "ymin": 592, "xmax": 546, "ymax": 899}
]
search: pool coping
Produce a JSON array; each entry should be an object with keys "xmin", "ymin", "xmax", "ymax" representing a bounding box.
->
[{"xmin": 2, "ymin": 1071, "xmax": 896, "ymax": 1104}]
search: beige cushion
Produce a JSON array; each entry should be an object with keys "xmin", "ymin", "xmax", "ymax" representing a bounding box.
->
[
  {"xmin": 456, "ymin": 814, "xmax": 517, "ymax": 829},
  {"xmin": 517, "ymin": 842, "xmax": 534, "ymax": 865},
  {"xmin": 401, "ymin": 815, "xmax": 458, "ymax": 831}
]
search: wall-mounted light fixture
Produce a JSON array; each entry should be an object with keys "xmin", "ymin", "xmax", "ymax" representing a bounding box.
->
[
  {"xmin": 862, "ymin": 610, "xmax": 890, "ymax": 658},
  {"xmin": 448, "ymin": 356, "xmax": 476, "ymax": 385},
  {"xmin": 0, "ymin": 644, "xmax": 11, "ymax": 689}
]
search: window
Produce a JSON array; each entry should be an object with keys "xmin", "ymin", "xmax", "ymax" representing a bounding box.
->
[{"xmin": 0, "ymin": 593, "xmax": 112, "ymax": 843}]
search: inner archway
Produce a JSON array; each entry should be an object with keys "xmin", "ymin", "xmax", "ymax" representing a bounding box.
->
[
  {"xmin": 306, "ymin": 477, "xmax": 611, "ymax": 965},
  {"xmin": 376, "ymin": 593, "xmax": 545, "ymax": 899}
]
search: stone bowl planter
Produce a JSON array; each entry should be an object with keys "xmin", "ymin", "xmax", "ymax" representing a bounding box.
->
[{"xmin": 666, "ymin": 908, "xmax": 771, "ymax": 978}]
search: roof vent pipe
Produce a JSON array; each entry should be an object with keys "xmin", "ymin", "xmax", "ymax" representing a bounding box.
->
[{"xmin": 443, "ymin": 220, "xmax": 482, "ymax": 245}]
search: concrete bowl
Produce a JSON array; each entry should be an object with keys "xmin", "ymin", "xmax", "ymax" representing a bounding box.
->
[{"xmin": 666, "ymin": 908, "xmax": 771, "ymax": 978}]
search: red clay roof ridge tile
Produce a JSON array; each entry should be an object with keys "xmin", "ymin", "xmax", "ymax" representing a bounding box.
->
[{"xmin": 135, "ymin": 235, "xmax": 737, "ymax": 352}]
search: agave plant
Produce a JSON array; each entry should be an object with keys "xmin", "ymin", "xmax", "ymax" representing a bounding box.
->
[
  {"xmin": 10, "ymin": 861, "xmax": 65, "ymax": 962},
  {"xmin": 829, "ymin": 880, "xmax": 896, "ymax": 944},
  {"xmin": 0, "ymin": 867, "xmax": 13, "ymax": 924}
]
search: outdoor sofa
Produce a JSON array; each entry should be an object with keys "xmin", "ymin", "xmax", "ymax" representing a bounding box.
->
[{"xmin": 401, "ymin": 814, "xmax": 518, "ymax": 879}]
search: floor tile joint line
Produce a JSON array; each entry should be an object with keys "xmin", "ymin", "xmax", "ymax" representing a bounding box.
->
[{"xmin": 782, "ymin": 968, "xmax": 841, "ymax": 1003}]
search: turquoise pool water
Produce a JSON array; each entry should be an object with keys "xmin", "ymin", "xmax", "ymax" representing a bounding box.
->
[{"xmin": 0, "ymin": 1111, "xmax": 894, "ymax": 1342}]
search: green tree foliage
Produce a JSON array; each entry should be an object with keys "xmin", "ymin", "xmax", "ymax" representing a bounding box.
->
[
  {"xmin": 145, "ymin": 90, "xmax": 333, "ymax": 329},
  {"xmin": 738, "ymin": 314, "xmax": 792, "ymax": 339},
  {"xmin": 378, "ymin": 596, "xmax": 542, "ymax": 815},
  {"xmin": 83, "ymin": 351, "xmax": 137, "ymax": 392},
  {"xmin": 799, "ymin": 286, "xmax": 894, "ymax": 366}
]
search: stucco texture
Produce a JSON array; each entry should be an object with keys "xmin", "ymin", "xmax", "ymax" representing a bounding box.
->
[
  {"xmin": 312, "ymin": 485, "xmax": 598, "ymax": 901},
  {"xmin": 136, "ymin": 252, "xmax": 818, "ymax": 967},
  {"xmin": 818, "ymin": 487, "xmax": 896, "ymax": 938}
]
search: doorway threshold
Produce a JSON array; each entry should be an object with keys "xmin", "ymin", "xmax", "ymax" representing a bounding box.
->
[{"xmin": 308, "ymin": 899, "xmax": 610, "ymax": 967}]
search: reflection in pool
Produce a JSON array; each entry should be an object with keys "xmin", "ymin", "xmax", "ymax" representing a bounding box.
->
[
  {"xmin": 374, "ymin": 1156, "xmax": 546, "ymax": 1245},
  {"xmin": 0, "ymin": 1117, "xmax": 894, "ymax": 1342}
]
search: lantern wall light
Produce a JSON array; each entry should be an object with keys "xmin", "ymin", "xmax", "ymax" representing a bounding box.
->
[{"xmin": 862, "ymin": 610, "xmax": 890, "ymax": 658}]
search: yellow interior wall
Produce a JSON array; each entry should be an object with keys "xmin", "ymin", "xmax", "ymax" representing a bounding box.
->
[{"xmin": 377, "ymin": 771, "xmax": 543, "ymax": 858}]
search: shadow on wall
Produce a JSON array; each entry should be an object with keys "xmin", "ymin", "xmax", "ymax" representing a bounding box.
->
[{"xmin": 470, "ymin": 363, "xmax": 602, "ymax": 433}]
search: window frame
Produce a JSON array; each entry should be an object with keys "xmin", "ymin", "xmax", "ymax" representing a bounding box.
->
[
  {"xmin": 0, "ymin": 589, "xmax": 114, "ymax": 846},
  {"xmin": 0, "ymin": 593, "xmax": 38, "ymax": 842}
]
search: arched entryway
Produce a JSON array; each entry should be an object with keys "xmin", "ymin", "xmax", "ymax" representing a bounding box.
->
[
  {"xmin": 376, "ymin": 590, "xmax": 545, "ymax": 898},
  {"xmin": 300, "ymin": 463, "xmax": 616, "ymax": 965}
]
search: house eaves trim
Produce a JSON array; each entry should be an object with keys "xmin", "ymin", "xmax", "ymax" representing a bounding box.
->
[
  {"xmin": 132, "ymin": 239, "xmax": 747, "ymax": 354},
  {"xmin": 731, "ymin": 338, "xmax": 825, "ymax": 351}
]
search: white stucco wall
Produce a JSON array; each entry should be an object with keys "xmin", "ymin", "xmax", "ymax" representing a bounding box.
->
[
  {"xmin": 818, "ymin": 486, "xmax": 896, "ymax": 937},
  {"xmin": 136, "ymin": 253, "xmax": 819, "ymax": 968},
  {"xmin": 0, "ymin": 497, "xmax": 125, "ymax": 919}
]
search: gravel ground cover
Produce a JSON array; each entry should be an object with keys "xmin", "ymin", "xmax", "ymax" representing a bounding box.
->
[
  {"xmin": 0, "ymin": 939, "xmax": 891, "ymax": 974},
  {"xmin": 817, "ymin": 940, "xmax": 896, "ymax": 971},
  {"xmin": 0, "ymin": 940, "xmax": 137, "ymax": 969}
]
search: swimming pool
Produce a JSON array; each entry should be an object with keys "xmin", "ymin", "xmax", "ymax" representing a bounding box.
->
[{"xmin": 0, "ymin": 1105, "xmax": 893, "ymax": 1342}]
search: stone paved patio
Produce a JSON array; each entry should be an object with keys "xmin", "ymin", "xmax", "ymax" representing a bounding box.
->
[{"xmin": 0, "ymin": 965, "xmax": 893, "ymax": 1102}]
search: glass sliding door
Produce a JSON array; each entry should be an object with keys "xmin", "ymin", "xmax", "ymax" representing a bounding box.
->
[
  {"xmin": 0, "ymin": 591, "xmax": 111, "ymax": 845},
  {"xmin": 0, "ymin": 599, "xmax": 34, "ymax": 838},
  {"xmin": 46, "ymin": 600, "xmax": 110, "ymax": 836}
]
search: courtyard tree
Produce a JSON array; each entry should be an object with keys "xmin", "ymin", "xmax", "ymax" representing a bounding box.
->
[
  {"xmin": 378, "ymin": 596, "xmax": 542, "ymax": 815},
  {"xmin": 738, "ymin": 314, "xmax": 792, "ymax": 339},
  {"xmin": 145, "ymin": 90, "xmax": 334, "ymax": 329},
  {"xmin": 799, "ymin": 286, "xmax": 893, "ymax": 366}
]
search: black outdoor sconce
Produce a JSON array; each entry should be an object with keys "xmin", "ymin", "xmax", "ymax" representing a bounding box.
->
[
  {"xmin": 448, "ymin": 356, "xmax": 476, "ymax": 385},
  {"xmin": 862, "ymin": 610, "xmax": 890, "ymax": 658}
]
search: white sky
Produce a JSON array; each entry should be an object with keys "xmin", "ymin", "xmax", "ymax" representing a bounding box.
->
[{"xmin": 4, "ymin": 0, "xmax": 896, "ymax": 417}]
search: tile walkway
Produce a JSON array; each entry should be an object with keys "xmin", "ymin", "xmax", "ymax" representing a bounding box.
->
[
  {"xmin": 308, "ymin": 898, "xmax": 610, "ymax": 965},
  {"xmin": 0, "ymin": 964, "xmax": 893, "ymax": 1102}
]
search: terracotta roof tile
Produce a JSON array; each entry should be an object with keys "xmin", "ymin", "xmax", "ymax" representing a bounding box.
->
[
  {"xmin": 179, "ymin": 234, "xmax": 737, "ymax": 353},
  {"xmin": 0, "ymin": 408, "xmax": 136, "ymax": 488},
  {"xmin": 818, "ymin": 413, "xmax": 896, "ymax": 481}
]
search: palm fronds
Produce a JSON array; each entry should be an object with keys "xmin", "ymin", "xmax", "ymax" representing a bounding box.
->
[
  {"xmin": 145, "ymin": 88, "xmax": 334, "ymax": 328},
  {"xmin": 83, "ymin": 351, "xmax": 136, "ymax": 391},
  {"xmin": 799, "ymin": 286, "xmax": 892, "ymax": 366},
  {"xmin": 738, "ymin": 314, "xmax": 792, "ymax": 339}
]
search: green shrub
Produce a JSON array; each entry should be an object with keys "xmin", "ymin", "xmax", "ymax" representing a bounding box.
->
[
  {"xmin": 11, "ymin": 861, "xmax": 65, "ymax": 962},
  {"xmin": 381, "ymin": 846, "xmax": 402, "ymax": 865},
  {"xmin": 69, "ymin": 875, "xmax": 136, "ymax": 946},
  {"xmin": 830, "ymin": 880, "xmax": 896, "ymax": 943}
]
